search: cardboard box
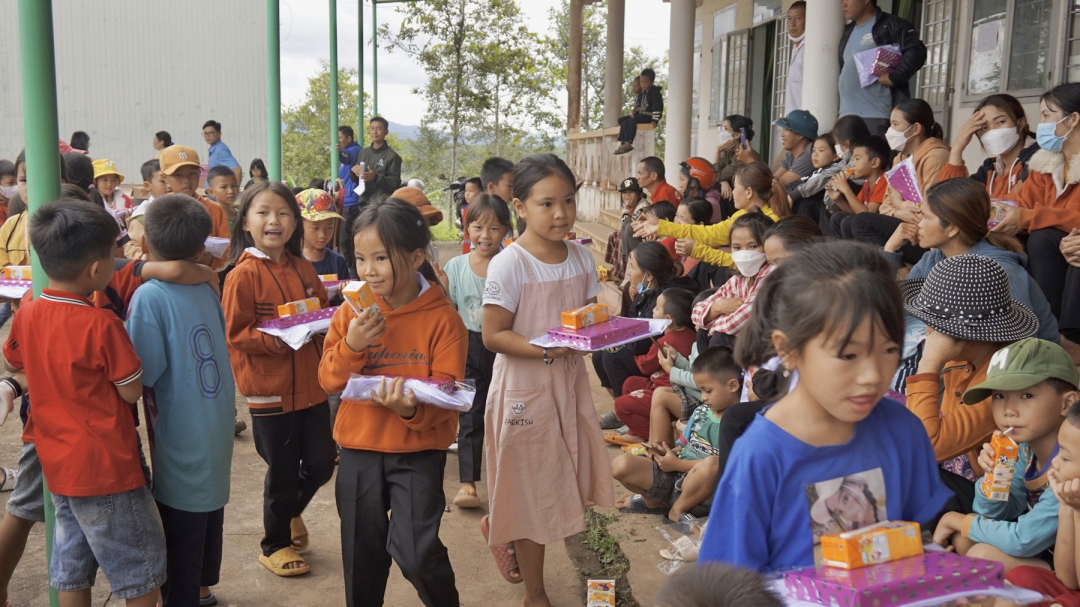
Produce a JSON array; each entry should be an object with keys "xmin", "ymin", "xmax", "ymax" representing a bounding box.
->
[
  {"xmin": 586, "ymin": 579, "xmax": 615, "ymax": 607},
  {"xmin": 820, "ymin": 521, "xmax": 923, "ymax": 569},
  {"xmin": 980, "ymin": 434, "xmax": 1019, "ymax": 501},
  {"xmin": 342, "ymin": 281, "xmax": 379, "ymax": 316},
  {"xmin": 277, "ymin": 297, "xmax": 321, "ymax": 318},
  {"xmin": 561, "ymin": 304, "xmax": 610, "ymax": 330},
  {"xmin": 319, "ymin": 274, "xmax": 339, "ymax": 281},
  {"xmin": 2, "ymin": 266, "xmax": 31, "ymax": 281}
]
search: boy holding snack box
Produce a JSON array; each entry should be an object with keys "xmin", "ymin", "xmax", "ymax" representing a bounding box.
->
[{"xmin": 933, "ymin": 338, "xmax": 1080, "ymax": 572}]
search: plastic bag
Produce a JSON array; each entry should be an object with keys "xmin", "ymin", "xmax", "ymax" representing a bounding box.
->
[
  {"xmin": 655, "ymin": 515, "xmax": 708, "ymax": 575},
  {"xmin": 853, "ymin": 44, "xmax": 901, "ymax": 87},
  {"xmin": 342, "ymin": 375, "xmax": 476, "ymax": 412}
]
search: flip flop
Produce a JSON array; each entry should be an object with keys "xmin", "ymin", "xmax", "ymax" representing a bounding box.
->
[
  {"xmin": 259, "ymin": 546, "xmax": 310, "ymax": 577},
  {"xmin": 290, "ymin": 516, "xmax": 309, "ymax": 553},
  {"xmin": 480, "ymin": 515, "xmax": 522, "ymax": 584},
  {"xmin": 599, "ymin": 411, "xmax": 623, "ymax": 430},
  {"xmin": 604, "ymin": 432, "xmax": 643, "ymax": 447},
  {"xmin": 618, "ymin": 494, "xmax": 668, "ymax": 515},
  {"xmin": 0, "ymin": 467, "xmax": 15, "ymax": 492},
  {"xmin": 452, "ymin": 486, "xmax": 481, "ymax": 509}
]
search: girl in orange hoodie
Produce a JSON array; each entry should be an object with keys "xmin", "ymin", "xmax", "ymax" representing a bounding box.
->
[
  {"xmin": 221, "ymin": 181, "xmax": 335, "ymax": 578},
  {"xmin": 319, "ymin": 199, "xmax": 467, "ymax": 607}
]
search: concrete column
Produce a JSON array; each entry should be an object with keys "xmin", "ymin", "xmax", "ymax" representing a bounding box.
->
[
  {"xmin": 802, "ymin": 0, "xmax": 844, "ymax": 133},
  {"xmin": 603, "ymin": 0, "xmax": 625, "ymax": 128},
  {"xmin": 664, "ymin": 0, "xmax": 695, "ymax": 180},
  {"xmin": 568, "ymin": 0, "xmax": 584, "ymax": 132}
]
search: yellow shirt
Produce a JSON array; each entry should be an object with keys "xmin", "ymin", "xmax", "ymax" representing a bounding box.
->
[
  {"xmin": 656, "ymin": 206, "xmax": 780, "ymax": 269},
  {"xmin": 0, "ymin": 211, "xmax": 30, "ymax": 268}
]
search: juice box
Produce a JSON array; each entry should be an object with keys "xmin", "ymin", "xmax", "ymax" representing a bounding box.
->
[
  {"xmin": 2, "ymin": 266, "xmax": 31, "ymax": 281},
  {"xmin": 586, "ymin": 579, "xmax": 615, "ymax": 607},
  {"xmin": 561, "ymin": 304, "xmax": 609, "ymax": 330},
  {"xmin": 277, "ymin": 297, "xmax": 321, "ymax": 318},
  {"xmin": 980, "ymin": 433, "xmax": 1020, "ymax": 501},
  {"xmin": 987, "ymin": 200, "xmax": 1017, "ymax": 230},
  {"xmin": 342, "ymin": 281, "xmax": 380, "ymax": 316},
  {"xmin": 820, "ymin": 521, "xmax": 923, "ymax": 569},
  {"xmin": 318, "ymin": 274, "xmax": 339, "ymax": 281}
]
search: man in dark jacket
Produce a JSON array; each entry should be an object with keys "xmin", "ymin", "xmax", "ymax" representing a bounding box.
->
[
  {"xmin": 342, "ymin": 117, "xmax": 402, "ymax": 275},
  {"xmin": 615, "ymin": 68, "xmax": 664, "ymax": 155},
  {"xmin": 837, "ymin": 0, "xmax": 926, "ymax": 136}
]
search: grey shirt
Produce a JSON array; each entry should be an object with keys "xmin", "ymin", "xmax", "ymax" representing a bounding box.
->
[
  {"xmin": 782, "ymin": 144, "xmax": 814, "ymax": 178},
  {"xmin": 838, "ymin": 19, "xmax": 893, "ymax": 119}
]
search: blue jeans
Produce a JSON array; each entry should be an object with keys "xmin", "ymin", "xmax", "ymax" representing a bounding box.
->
[
  {"xmin": 50, "ymin": 485, "xmax": 167, "ymax": 599},
  {"xmin": 0, "ymin": 302, "xmax": 12, "ymax": 328}
]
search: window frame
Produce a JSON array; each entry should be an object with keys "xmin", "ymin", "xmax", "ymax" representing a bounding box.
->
[
  {"xmin": 724, "ymin": 29, "xmax": 752, "ymax": 121},
  {"xmin": 1061, "ymin": 0, "xmax": 1080, "ymax": 83},
  {"xmin": 709, "ymin": 5, "xmax": 738, "ymax": 127},
  {"xmin": 960, "ymin": 0, "xmax": 1061, "ymax": 103}
]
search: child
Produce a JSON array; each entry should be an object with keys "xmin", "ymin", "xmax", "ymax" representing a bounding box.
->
[
  {"xmin": 206, "ymin": 165, "xmax": 241, "ymax": 230},
  {"xmin": 221, "ymin": 181, "xmax": 335, "ymax": 577},
  {"xmin": 3, "ymin": 199, "xmax": 166, "ymax": 606},
  {"xmin": 692, "ymin": 211, "xmax": 775, "ymax": 349},
  {"xmin": 91, "ymin": 158, "xmax": 135, "ymax": 230},
  {"xmin": 653, "ymin": 563, "xmax": 785, "ymax": 607},
  {"xmin": 440, "ymin": 194, "xmax": 512, "ymax": 510},
  {"xmin": 607, "ymin": 288, "xmax": 697, "ymax": 444},
  {"xmin": 1007, "ymin": 400, "xmax": 1080, "ymax": 604},
  {"xmin": 699, "ymin": 240, "xmax": 952, "ymax": 572},
  {"xmin": 159, "ymin": 145, "xmax": 231, "ymax": 269},
  {"xmin": 672, "ymin": 197, "xmax": 714, "ymax": 275},
  {"xmin": 0, "ymin": 160, "xmax": 16, "ymax": 224},
  {"xmin": 639, "ymin": 201, "xmax": 678, "ymax": 259},
  {"xmin": 297, "ymin": 188, "xmax": 350, "ymax": 280},
  {"xmin": 827, "ymin": 135, "xmax": 891, "ymax": 239},
  {"xmin": 612, "ymin": 345, "xmax": 741, "ymax": 521},
  {"xmin": 464, "ymin": 177, "xmax": 483, "ymax": 205},
  {"xmin": 481, "ymin": 157, "xmax": 519, "ymax": 235},
  {"xmin": 124, "ymin": 159, "xmax": 171, "ymax": 260},
  {"xmin": 126, "ymin": 194, "xmax": 237, "ymax": 606},
  {"xmin": 460, "ymin": 177, "xmax": 485, "ymax": 254},
  {"xmin": 318, "ymin": 199, "xmax": 466, "ymax": 606},
  {"xmin": 790, "ymin": 133, "xmax": 844, "ymax": 228},
  {"xmin": 651, "ymin": 289, "xmax": 715, "ymax": 446},
  {"xmin": 933, "ymin": 338, "xmax": 1079, "ymax": 571},
  {"xmin": 482, "ymin": 154, "xmax": 614, "ymax": 602}
]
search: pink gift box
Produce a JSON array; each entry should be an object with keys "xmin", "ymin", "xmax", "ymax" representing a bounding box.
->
[
  {"xmin": 854, "ymin": 44, "xmax": 901, "ymax": 87},
  {"xmin": 783, "ymin": 552, "xmax": 1004, "ymax": 607},
  {"xmin": 885, "ymin": 157, "xmax": 923, "ymax": 204},
  {"xmin": 261, "ymin": 305, "xmax": 340, "ymax": 330},
  {"xmin": 871, "ymin": 47, "xmax": 902, "ymax": 76},
  {"xmin": 546, "ymin": 317, "xmax": 651, "ymax": 350}
]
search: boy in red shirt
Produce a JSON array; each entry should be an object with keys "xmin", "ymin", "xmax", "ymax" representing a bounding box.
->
[
  {"xmin": 827, "ymin": 135, "xmax": 891, "ymax": 238},
  {"xmin": 3, "ymin": 199, "xmax": 165, "ymax": 607}
]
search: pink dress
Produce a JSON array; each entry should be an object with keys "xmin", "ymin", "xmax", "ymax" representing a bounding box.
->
[{"xmin": 483, "ymin": 243, "xmax": 614, "ymax": 546}]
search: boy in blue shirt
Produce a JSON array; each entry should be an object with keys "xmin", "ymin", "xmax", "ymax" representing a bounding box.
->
[
  {"xmin": 934, "ymin": 338, "xmax": 1080, "ymax": 572},
  {"xmin": 126, "ymin": 194, "xmax": 237, "ymax": 606}
]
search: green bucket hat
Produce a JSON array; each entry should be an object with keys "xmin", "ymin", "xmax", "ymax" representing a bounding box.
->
[{"xmin": 962, "ymin": 337, "xmax": 1080, "ymax": 405}]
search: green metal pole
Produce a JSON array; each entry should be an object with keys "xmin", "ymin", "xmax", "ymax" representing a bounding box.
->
[
  {"xmin": 329, "ymin": 0, "xmax": 339, "ymax": 182},
  {"xmin": 372, "ymin": 0, "xmax": 378, "ymax": 117},
  {"xmin": 16, "ymin": 1, "xmax": 61, "ymax": 605},
  {"xmin": 267, "ymin": 0, "xmax": 282, "ymax": 181},
  {"xmin": 358, "ymin": 3, "xmax": 365, "ymax": 147}
]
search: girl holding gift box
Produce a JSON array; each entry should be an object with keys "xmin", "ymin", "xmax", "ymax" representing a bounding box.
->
[
  {"xmin": 319, "ymin": 198, "xmax": 467, "ymax": 606},
  {"xmin": 481, "ymin": 154, "xmax": 614, "ymax": 604}
]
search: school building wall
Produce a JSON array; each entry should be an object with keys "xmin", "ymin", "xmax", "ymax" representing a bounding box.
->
[{"xmin": 0, "ymin": 0, "xmax": 268, "ymax": 185}]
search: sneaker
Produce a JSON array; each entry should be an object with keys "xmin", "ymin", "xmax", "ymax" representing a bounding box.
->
[
  {"xmin": 234, "ymin": 418, "xmax": 247, "ymax": 436},
  {"xmin": 199, "ymin": 591, "xmax": 218, "ymax": 606},
  {"xmin": 599, "ymin": 411, "xmax": 623, "ymax": 430},
  {"xmin": 0, "ymin": 466, "xmax": 15, "ymax": 492},
  {"xmin": 448, "ymin": 442, "xmax": 459, "ymax": 452},
  {"xmin": 613, "ymin": 143, "xmax": 634, "ymax": 155}
]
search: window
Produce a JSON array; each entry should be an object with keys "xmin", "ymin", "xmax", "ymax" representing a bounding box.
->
[
  {"xmin": 709, "ymin": 6, "xmax": 737, "ymax": 125},
  {"xmin": 725, "ymin": 30, "xmax": 750, "ymax": 118},
  {"xmin": 965, "ymin": 0, "xmax": 1055, "ymax": 98},
  {"xmin": 1065, "ymin": 1, "xmax": 1080, "ymax": 82},
  {"xmin": 918, "ymin": 0, "xmax": 955, "ymax": 112},
  {"xmin": 772, "ymin": 15, "xmax": 790, "ymax": 124},
  {"xmin": 753, "ymin": 0, "xmax": 781, "ymax": 25}
]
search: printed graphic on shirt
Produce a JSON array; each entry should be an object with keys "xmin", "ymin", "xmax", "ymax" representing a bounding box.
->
[
  {"xmin": 805, "ymin": 468, "xmax": 887, "ymax": 543},
  {"xmin": 190, "ymin": 324, "xmax": 224, "ymax": 398},
  {"xmin": 364, "ymin": 344, "xmax": 430, "ymax": 372}
]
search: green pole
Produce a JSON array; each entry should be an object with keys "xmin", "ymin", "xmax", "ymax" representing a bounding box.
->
[
  {"xmin": 16, "ymin": 1, "xmax": 61, "ymax": 605},
  {"xmin": 329, "ymin": 0, "xmax": 339, "ymax": 182},
  {"xmin": 372, "ymin": 0, "xmax": 378, "ymax": 117},
  {"xmin": 267, "ymin": 0, "xmax": 282, "ymax": 181},
  {"xmin": 358, "ymin": 3, "xmax": 365, "ymax": 147}
]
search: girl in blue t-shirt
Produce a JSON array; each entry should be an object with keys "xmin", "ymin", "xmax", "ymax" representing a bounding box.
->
[{"xmin": 698, "ymin": 240, "xmax": 951, "ymax": 572}]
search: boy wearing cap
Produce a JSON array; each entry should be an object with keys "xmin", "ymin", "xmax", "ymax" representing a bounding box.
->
[
  {"xmin": 932, "ymin": 338, "xmax": 1079, "ymax": 572},
  {"xmin": 773, "ymin": 110, "xmax": 819, "ymax": 188},
  {"xmin": 159, "ymin": 145, "xmax": 231, "ymax": 270},
  {"xmin": 298, "ymin": 189, "xmax": 350, "ymax": 281}
]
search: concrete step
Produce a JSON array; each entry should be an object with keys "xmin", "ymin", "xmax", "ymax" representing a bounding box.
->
[
  {"xmin": 575, "ymin": 220, "xmax": 614, "ymax": 259},
  {"xmin": 598, "ymin": 208, "xmax": 623, "ymax": 231}
]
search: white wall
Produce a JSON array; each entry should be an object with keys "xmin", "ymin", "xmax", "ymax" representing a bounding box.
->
[{"xmin": 0, "ymin": 0, "xmax": 268, "ymax": 183}]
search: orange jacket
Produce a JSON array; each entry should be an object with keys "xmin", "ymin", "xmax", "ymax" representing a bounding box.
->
[
  {"xmin": 195, "ymin": 194, "xmax": 231, "ymax": 270},
  {"xmin": 222, "ymin": 249, "xmax": 328, "ymax": 415},
  {"xmin": 319, "ymin": 279, "xmax": 468, "ymax": 453},
  {"xmin": 1011, "ymin": 150, "xmax": 1080, "ymax": 233},
  {"xmin": 885, "ymin": 138, "xmax": 950, "ymax": 211},
  {"xmin": 905, "ymin": 351, "xmax": 995, "ymax": 476}
]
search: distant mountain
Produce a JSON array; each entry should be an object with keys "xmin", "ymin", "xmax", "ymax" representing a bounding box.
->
[{"xmin": 389, "ymin": 122, "xmax": 420, "ymax": 140}]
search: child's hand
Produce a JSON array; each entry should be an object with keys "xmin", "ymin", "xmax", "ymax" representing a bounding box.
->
[
  {"xmin": 658, "ymin": 345, "xmax": 676, "ymax": 373},
  {"xmin": 977, "ymin": 441, "xmax": 996, "ymax": 473},
  {"xmin": 653, "ymin": 442, "xmax": 679, "ymax": 472},
  {"xmin": 371, "ymin": 377, "xmax": 418, "ymax": 419},
  {"xmin": 345, "ymin": 307, "xmax": 386, "ymax": 352},
  {"xmin": 829, "ymin": 173, "xmax": 852, "ymax": 195},
  {"xmin": 1050, "ymin": 470, "xmax": 1080, "ymax": 510},
  {"xmin": 932, "ymin": 511, "xmax": 965, "ymax": 548}
]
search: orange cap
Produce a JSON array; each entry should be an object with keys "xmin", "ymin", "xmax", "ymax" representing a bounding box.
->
[{"xmin": 159, "ymin": 145, "xmax": 201, "ymax": 175}]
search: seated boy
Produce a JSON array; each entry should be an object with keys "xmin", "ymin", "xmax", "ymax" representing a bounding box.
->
[
  {"xmin": 650, "ymin": 289, "xmax": 715, "ymax": 446},
  {"xmin": 826, "ymin": 135, "xmax": 890, "ymax": 238},
  {"xmin": 125, "ymin": 159, "xmax": 170, "ymax": 260},
  {"xmin": 126, "ymin": 194, "xmax": 237, "ymax": 606},
  {"xmin": 3, "ymin": 199, "xmax": 165, "ymax": 606},
  {"xmin": 205, "ymin": 165, "xmax": 240, "ymax": 230},
  {"xmin": 298, "ymin": 188, "xmax": 349, "ymax": 284},
  {"xmin": 933, "ymin": 338, "xmax": 1080, "ymax": 572},
  {"xmin": 611, "ymin": 346, "xmax": 742, "ymax": 522}
]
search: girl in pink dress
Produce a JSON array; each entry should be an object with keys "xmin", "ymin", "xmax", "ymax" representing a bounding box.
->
[{"xmin": 481, "ymin": 154, "xmax": 614, "ymax": 606}]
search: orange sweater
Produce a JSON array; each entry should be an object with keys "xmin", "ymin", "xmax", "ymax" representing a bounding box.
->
[
  {"xmin": 195, "ymin": 193, "xmax": 231, "ymax": 270},
  {"xmin": 222, "ymin": 249, "xmax": 329, "ymax": 415},
  {"xmin": 1011, "ymin": 150, "xmax": 1080, "ymax": 233},
  {"xmin": 319, "ymin": 280, "xmax": 468, "ymax": 453},
  {"xmin": 905, "ymin": 352, "xmax": 995, "ymax": 476},
  {"xmin": 885, "ymin": 138, "xmax": 950, "ymax": 212}
]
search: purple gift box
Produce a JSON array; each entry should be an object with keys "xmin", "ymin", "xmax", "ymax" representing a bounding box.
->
[
  {"xmin": 783, "ymin": 552, "xmax": 1004, "ymax": 607},
  {"xmin": 546, "ymin": 317, "xmax": 650, "ymax": 350},
  {"xmin": 885, "ymin": 157, "xmax": 923, "ymax": 204},
  {"xmin": 871, "ymin": 47, "xmax": 902, "ymax": 76},
  {"xmin": 261, "ymin": 305, "xmax": 340, "ymax": 330}
]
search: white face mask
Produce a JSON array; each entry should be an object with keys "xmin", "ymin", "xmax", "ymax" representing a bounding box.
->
[
  {"xmin": 731, "ymin": 250, "xmax": 767, "ymax": 277},
  {"xmin": 834, "ymin": 144, "xmax": 845, "ymax": 159},
  {"xmin": 979, "ymin": 127, "xmax": 1021, "ymax": 158},
  {"xmin": 885, "ymin": 124, "xmax": 914, "ymax": 151},
  {"xmin": 0, "ymin": 185, "xmax": 16, "ymax": 201},
  {"xmin": 789, "ymin": 32, "xmax": 805, "ymax": 43},
  {"xmin": 718, "ymin": 128, "xmax": 735, "ymax": 146}
]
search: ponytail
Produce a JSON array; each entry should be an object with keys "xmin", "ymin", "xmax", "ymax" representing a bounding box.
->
[
  {"xmin": 734, "ymin": 162, "xmax": 791, "ymax": 218},
  {"xmin": 896, "ymin": 99, "xmax": 943, "ymax": 141},
  {"xmin": 768, "ymin": 180, "xmax": 791, "ymax": 218}
]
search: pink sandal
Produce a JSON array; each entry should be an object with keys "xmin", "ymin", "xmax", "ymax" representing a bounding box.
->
[{"xmin": 480, "ymin": 515, "xmax": 522, "ymax": 584}]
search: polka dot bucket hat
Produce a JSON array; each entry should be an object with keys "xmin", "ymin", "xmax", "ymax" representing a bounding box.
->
[{"xmin": 900, "ymin": 253, "xmax": 1039, "ymax": 343}]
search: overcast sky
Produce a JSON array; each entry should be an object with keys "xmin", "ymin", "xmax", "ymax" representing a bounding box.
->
[{"xmin": 279, "ymin": 0, "xmax": 672, "ymax": 127}]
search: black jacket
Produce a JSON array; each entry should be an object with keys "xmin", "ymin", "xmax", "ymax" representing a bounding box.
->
[
  {"xmin": 966, "ymin": 141, "xmax": 1041, "ymax": 187},
  {"xmin": 634, "ymin": 86, "xmax": 664, "ymax": 123},
  {"xmin": 838, "ymin": 8, "xmax": 927, "ymax": 107}
]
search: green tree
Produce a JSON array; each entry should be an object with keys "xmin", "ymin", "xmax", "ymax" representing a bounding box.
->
[{"xmin": 282, "ymin": 63, "xmax": 365, "ymax": 185}]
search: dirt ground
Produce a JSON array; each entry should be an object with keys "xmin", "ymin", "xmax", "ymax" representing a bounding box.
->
[{"xmin": 0, "ymin": 242, "xmax": 675, "ymax": 606}]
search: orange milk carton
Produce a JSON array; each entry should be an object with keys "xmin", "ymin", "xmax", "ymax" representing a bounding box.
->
[
  {"xmin": 981, "ymin": 433, "xmax": 1020, "ymax": 502},
  {"xmin": 318, "ymin": 274, "xmax": 339, "ymax": 281},
  {"xmin": 820, "ymin": 521, "xmax": 923, "ymax": 569},
  {"xmin": 2, "ymin": 266, "xmax": 31, "ymax": 281},
  {"xmin": 561, "ymin": 304, "xmax": 610, "ymax": 330},
  {"xmin": 277, "ymin": 297, "xmax": 321, "ymax": 318},
  {"xmin": 342, "ymin": 280, "xmax": 380, "ymax": 316}
]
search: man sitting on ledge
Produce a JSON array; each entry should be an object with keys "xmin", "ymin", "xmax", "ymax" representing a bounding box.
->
[{"xmin": 615, "ymin": 68, "xmax": 663, "ymax": 156}]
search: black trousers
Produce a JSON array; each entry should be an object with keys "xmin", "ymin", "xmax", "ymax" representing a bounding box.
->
[
  {"xmin": 339, "ymin": 204, "xmax": 364, "ymax": 278},
  {"xmin": 792, "ymin": 193, "xmax": 831, "ymax": 231},
  {"xmin": 829, "ymin": 211, "xmax": 854, "ymax": 239},
  {"xmin": 696, "ymin": 327, "xmax": 735, "ymax": 354},
  {"xmin": 592, "ymin": 346, "xmax": 646, "ymax": 396},
  {"xmin": 937, "ymin": 468, "xmax": 975, "ymax": 516},
  {"xmin": 848, "ymin": 212, "xmax": 927, "ymax": 265},
  {"xmin": 618, "ymin": 114, "xmax": 654, "ymax": 144},
  {"xmin": 1028, "ymin": 228, "xmax": 1080, "ymax": 341},
  {"xmin": 337, "ymin": 449, "xmax": 458, "ymax": 607},
  {"xmin": 459, "ymin": 331, "xmax": 495, "ymax": 483},
  {"xmin": 251, "ymin": 403, "xmax": 336, "ymax": 556},
  {"xmin": 157, "ymin": 502, "xmax": 225, "ymax": 607}
]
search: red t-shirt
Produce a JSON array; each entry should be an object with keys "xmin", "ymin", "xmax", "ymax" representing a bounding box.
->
[
  {"xmin": 859, "ymin": 175, "xmax": 889, "ymax": 206},
  {"xmin": 650, "ymin": 180, "xmax": 683, "ymax": 207},
  {"xmin": 91, "ymin": 258, "xmax": 145, "ymax": 319},
  {"xmin": 4, "ymin": 289, "xmax": 145, "ymax": 496}
]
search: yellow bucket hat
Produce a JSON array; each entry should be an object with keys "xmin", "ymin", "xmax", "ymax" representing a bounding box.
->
[{"xmin": 92, "ymin": 159, "xmax": 125, "ymax": 183}]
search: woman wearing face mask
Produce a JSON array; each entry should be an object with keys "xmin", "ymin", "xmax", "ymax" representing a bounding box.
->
[
  {"xmin": 939, "ymin": 95, "xmax": 1038, "ymax": 198},
  {"xmin": 714, "ymin": 115, "xmax": 760, "ymax": 201},
  {"xmin": 996, "ymin": 83, "xmax": 1080, "ymax": 358}
]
